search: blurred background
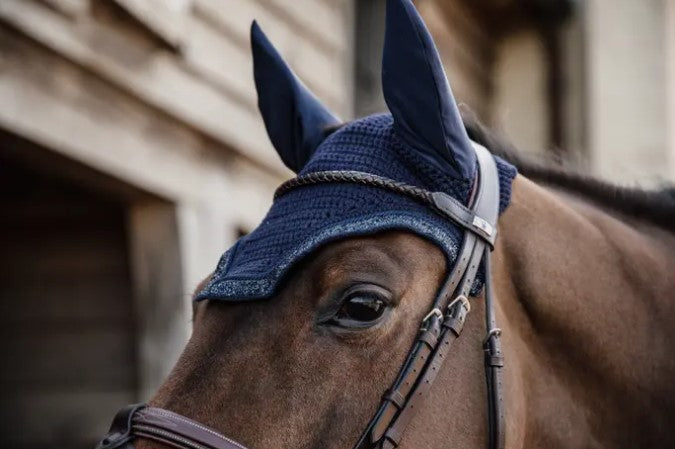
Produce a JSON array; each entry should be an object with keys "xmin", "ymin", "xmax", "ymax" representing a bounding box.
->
[{"xmin": 0, "ymin": 0, "xmax": 673, "ymax": 447}]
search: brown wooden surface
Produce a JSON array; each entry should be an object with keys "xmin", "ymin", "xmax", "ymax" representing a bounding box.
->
[
  {"xmin": 0, "ymin": 154, "xmax": 137, "ymax": 449},
  {"xmin": 0, "ymin": 0, "xmax": 354, "ymax": 174}
]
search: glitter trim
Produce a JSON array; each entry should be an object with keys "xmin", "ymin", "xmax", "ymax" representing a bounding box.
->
[{"xmin": 196, "ymin": 212, "xmax": 459, "ymax": 301}]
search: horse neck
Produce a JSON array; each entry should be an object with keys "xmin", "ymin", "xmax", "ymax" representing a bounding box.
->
[{"xmin": 496, "ymin": 176, "xmax": 675, "ymax": 448}]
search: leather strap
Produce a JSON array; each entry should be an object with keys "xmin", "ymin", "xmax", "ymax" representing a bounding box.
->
[
  {"xmin": 275, "ymin": 171, "xmax": 497, "ymax": 246},
  {"xmin": 474, "ymin": 144, "xmax": 506, "ymax": 449},
  {"xmin": 483, "ymin": 252, "xmax": 505, "ymax": 449},
  {"xmin": 95, "ymin": 406, "xmax": 251, "ymax": 449},
  {"xmin": 376, "ymin": 239, "xmax": 487, "ymax": 449},
  {"xmin": 353, "ymin": 233, "xmax": 478, "ymax": 449},
  {"xmin": 353, "ymin": 143, "xmax": 504, "ymax": 449},
  {"xmin": 379, "ymin": 276, "xmax": 474, "ymax": 449},
  {"xmin": 133, "ymin": 407, "xmax": 250, "ymax": 449}
]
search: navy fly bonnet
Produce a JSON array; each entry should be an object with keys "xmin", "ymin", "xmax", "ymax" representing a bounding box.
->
[{"xmin": 197, "ymin": 0, "xmax": 516, "ymax": 302}]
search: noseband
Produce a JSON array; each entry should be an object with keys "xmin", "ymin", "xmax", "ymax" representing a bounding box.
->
[{"xmin": 96, "ymin": 145, "xmax": 505, "ymax": 449}]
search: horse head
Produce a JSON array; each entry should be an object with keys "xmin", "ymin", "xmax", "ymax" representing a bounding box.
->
[{"xmin": 99, "ymin": 1, "xmax": 675, "ymax": 448}]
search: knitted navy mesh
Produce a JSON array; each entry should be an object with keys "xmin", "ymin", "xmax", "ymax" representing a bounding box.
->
[{"xmin": 197, "ymin": 114, "xmax": 516, "ymax": 301}]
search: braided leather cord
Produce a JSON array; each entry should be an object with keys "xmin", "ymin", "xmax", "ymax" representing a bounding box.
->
[{"xmin": 275, "ymin": 170, "xmax": 434, "ymax": 205}]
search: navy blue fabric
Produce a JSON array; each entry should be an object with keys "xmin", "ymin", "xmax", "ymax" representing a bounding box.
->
[
  {"xmin": 382, "ymin": 0, "xmax": 475, "ymax": 181},
  {"xmin": 196, "ymin": 114, "xmax": 516, "ymax": 301},
  {"xmin": 251, "ymin": 21, "xmax": 340, "ymax": 172},
  {"xmin": 196, "ymin": 0, "xmax": 517, "ymax": 302}
]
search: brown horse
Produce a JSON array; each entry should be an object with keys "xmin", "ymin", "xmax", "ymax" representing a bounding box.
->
[
  {"xmin": 111, "ymin": 1, "xmax": 675, "ymax": 448},
  {"xmin": 133, "ymin": 123, "xmax": 675, "ymax": 449}
]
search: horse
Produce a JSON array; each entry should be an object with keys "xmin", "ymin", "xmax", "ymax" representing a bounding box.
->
[{"xmin": 97, "ymin": 1, "xmax": 675, "ymax": 448}]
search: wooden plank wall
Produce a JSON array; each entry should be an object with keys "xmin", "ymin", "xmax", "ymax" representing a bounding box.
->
[
  {"xmin": 0, "ymin": 0, "xmax": 354, "ymax": 175},
  {"xmin": 0, "ymin": 2, "xmax": 355, "ymax": 447},
  {"xmin": 0, "ymin": 157, "xmax": 136, "ymax": 449}
]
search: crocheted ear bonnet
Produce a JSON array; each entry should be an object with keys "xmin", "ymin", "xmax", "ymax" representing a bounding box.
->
[{"xmin": 197, "ymin": 0, "xmax": 516, "ymax": 302}]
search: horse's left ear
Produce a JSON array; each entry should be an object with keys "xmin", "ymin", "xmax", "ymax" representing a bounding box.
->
[
  {"xmin": 382, "ymin": 0, "xmax": 476, "ymax": 180},
  {"xmin": 251, "ymin": 21, "xmax": 340, "ymax": 172}
]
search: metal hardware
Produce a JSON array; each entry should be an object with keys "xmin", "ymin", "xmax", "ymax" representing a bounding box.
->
[
  {"xmin": 483, "ymin": 328, "xmax": 502, "ymax": 347},
  {"xmin": 472, "ymin": 215, "xmax": 494, "ymax": 237},
  {"xmin": 421, "ymin": 307, "xmax": 443, "ymax": 324},
  {"xmin": 447, "ymin": 295, "xmax": 471, "ymax": 314}
]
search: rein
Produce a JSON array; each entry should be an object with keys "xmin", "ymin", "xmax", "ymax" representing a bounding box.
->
[{"xmin": 96, "ymin": 144, "xmax": 505, "ymax": 449}]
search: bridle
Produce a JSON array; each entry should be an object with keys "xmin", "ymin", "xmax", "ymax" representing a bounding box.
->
[
  {"xmin": 96, "ymin": 144, "xmax": 504, "ymax": 449},
  {"xmin": 95, "ymin": 144, "xmax": 505, "ymax": 449}
]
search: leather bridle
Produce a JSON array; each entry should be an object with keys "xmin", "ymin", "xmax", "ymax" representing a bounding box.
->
[{"xmin": 96, "ymin": 144, "xmax": 505, "ymax": 449}]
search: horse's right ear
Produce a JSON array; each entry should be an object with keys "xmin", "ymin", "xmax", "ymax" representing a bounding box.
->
[
  {"xmin": 251, "ymin": 21, "xmax": 340, "ymax": 173},
  {"xmin": 381, "ymin": 0, "xmax": 475, "ymax": 180}
]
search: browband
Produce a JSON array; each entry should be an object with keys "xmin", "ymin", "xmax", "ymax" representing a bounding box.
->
[{"xmin": 274, "ymin": 155, "xmax": 498, "ymax": 246}]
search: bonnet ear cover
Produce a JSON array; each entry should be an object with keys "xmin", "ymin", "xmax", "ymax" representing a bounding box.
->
[
  {"xmin": 382, "ymin": 0, "xmax": 476, "ymax": 180},
  {"xmin": 251, "ymin": 21, "xmax": 340, "ymax": 172}
]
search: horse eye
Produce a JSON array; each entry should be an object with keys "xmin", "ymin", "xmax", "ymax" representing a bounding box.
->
[{"xmin": 336, "ymin": 292, "xmax": 387, "ymax": 324}]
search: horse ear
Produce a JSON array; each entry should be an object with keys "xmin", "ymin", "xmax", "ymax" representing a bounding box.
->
[
  {"xmin": 251, "ymin": 21, "xmax": 340, "ymax": 172},
  {"xmin": 382, "ymin": 0, "xmax": 475, "ymax": 180}
]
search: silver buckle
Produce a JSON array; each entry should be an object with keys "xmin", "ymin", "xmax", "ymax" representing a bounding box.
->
[
  {"xmin": 420, "ymin": 307, "xmax": 442, "ymax": 330},
  {"xmin": 482, "ymin": 328, "xmax": 502, "ymax": 347},
  {"xmin": 447, "ymin": 295, "xmax": 471, "ymax": 313},
  {"xmin": 422, "ymin": 307, "xmax": 442, "ymax": 323}
]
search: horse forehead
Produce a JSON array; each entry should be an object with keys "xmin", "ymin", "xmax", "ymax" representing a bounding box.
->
[
  {"xmin": 311, "ymin": 232, "xmax": 447, "ymax": 279},
  {"xmin": 337, "ymin": 232, "xmax": 445, "ymax": 262}
]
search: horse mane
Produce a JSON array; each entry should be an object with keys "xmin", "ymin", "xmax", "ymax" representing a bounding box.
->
[{"xmin": 461, "ymin": 115, "xmax": 675, "ymax": 232}]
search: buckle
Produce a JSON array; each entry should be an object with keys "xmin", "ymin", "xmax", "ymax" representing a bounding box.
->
[
  {"xmin": 447, "ymin": 295, "xmax": 471, "ymax": 314},
  {"xmin": 442, "ymin": 295, "xmax": 471, "ymax": 335},
  {"xmin": 482, "ymin": 328, "xmax": 502, "ymax": 348},
  {"xmin": 422, "ymin": 307, "xmax": 442, "ymax": 323},
  {"xmin": 420, "ymin": 307, "xmax": 442, "ymax": 331}
]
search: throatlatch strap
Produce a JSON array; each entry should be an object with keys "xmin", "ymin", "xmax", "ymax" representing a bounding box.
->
[
  {"xmin": 484, "ymin": 252, "xmax": 505, "ymax": 449},
  {"xmin": 475, "ymin": 144, "xmax": 506, "ymax": 449}
]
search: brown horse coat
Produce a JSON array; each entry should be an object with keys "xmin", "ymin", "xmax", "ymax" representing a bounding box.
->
[{"xmin": 137, "ymin": 168, "xmax": 675, "ymax": 449}]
